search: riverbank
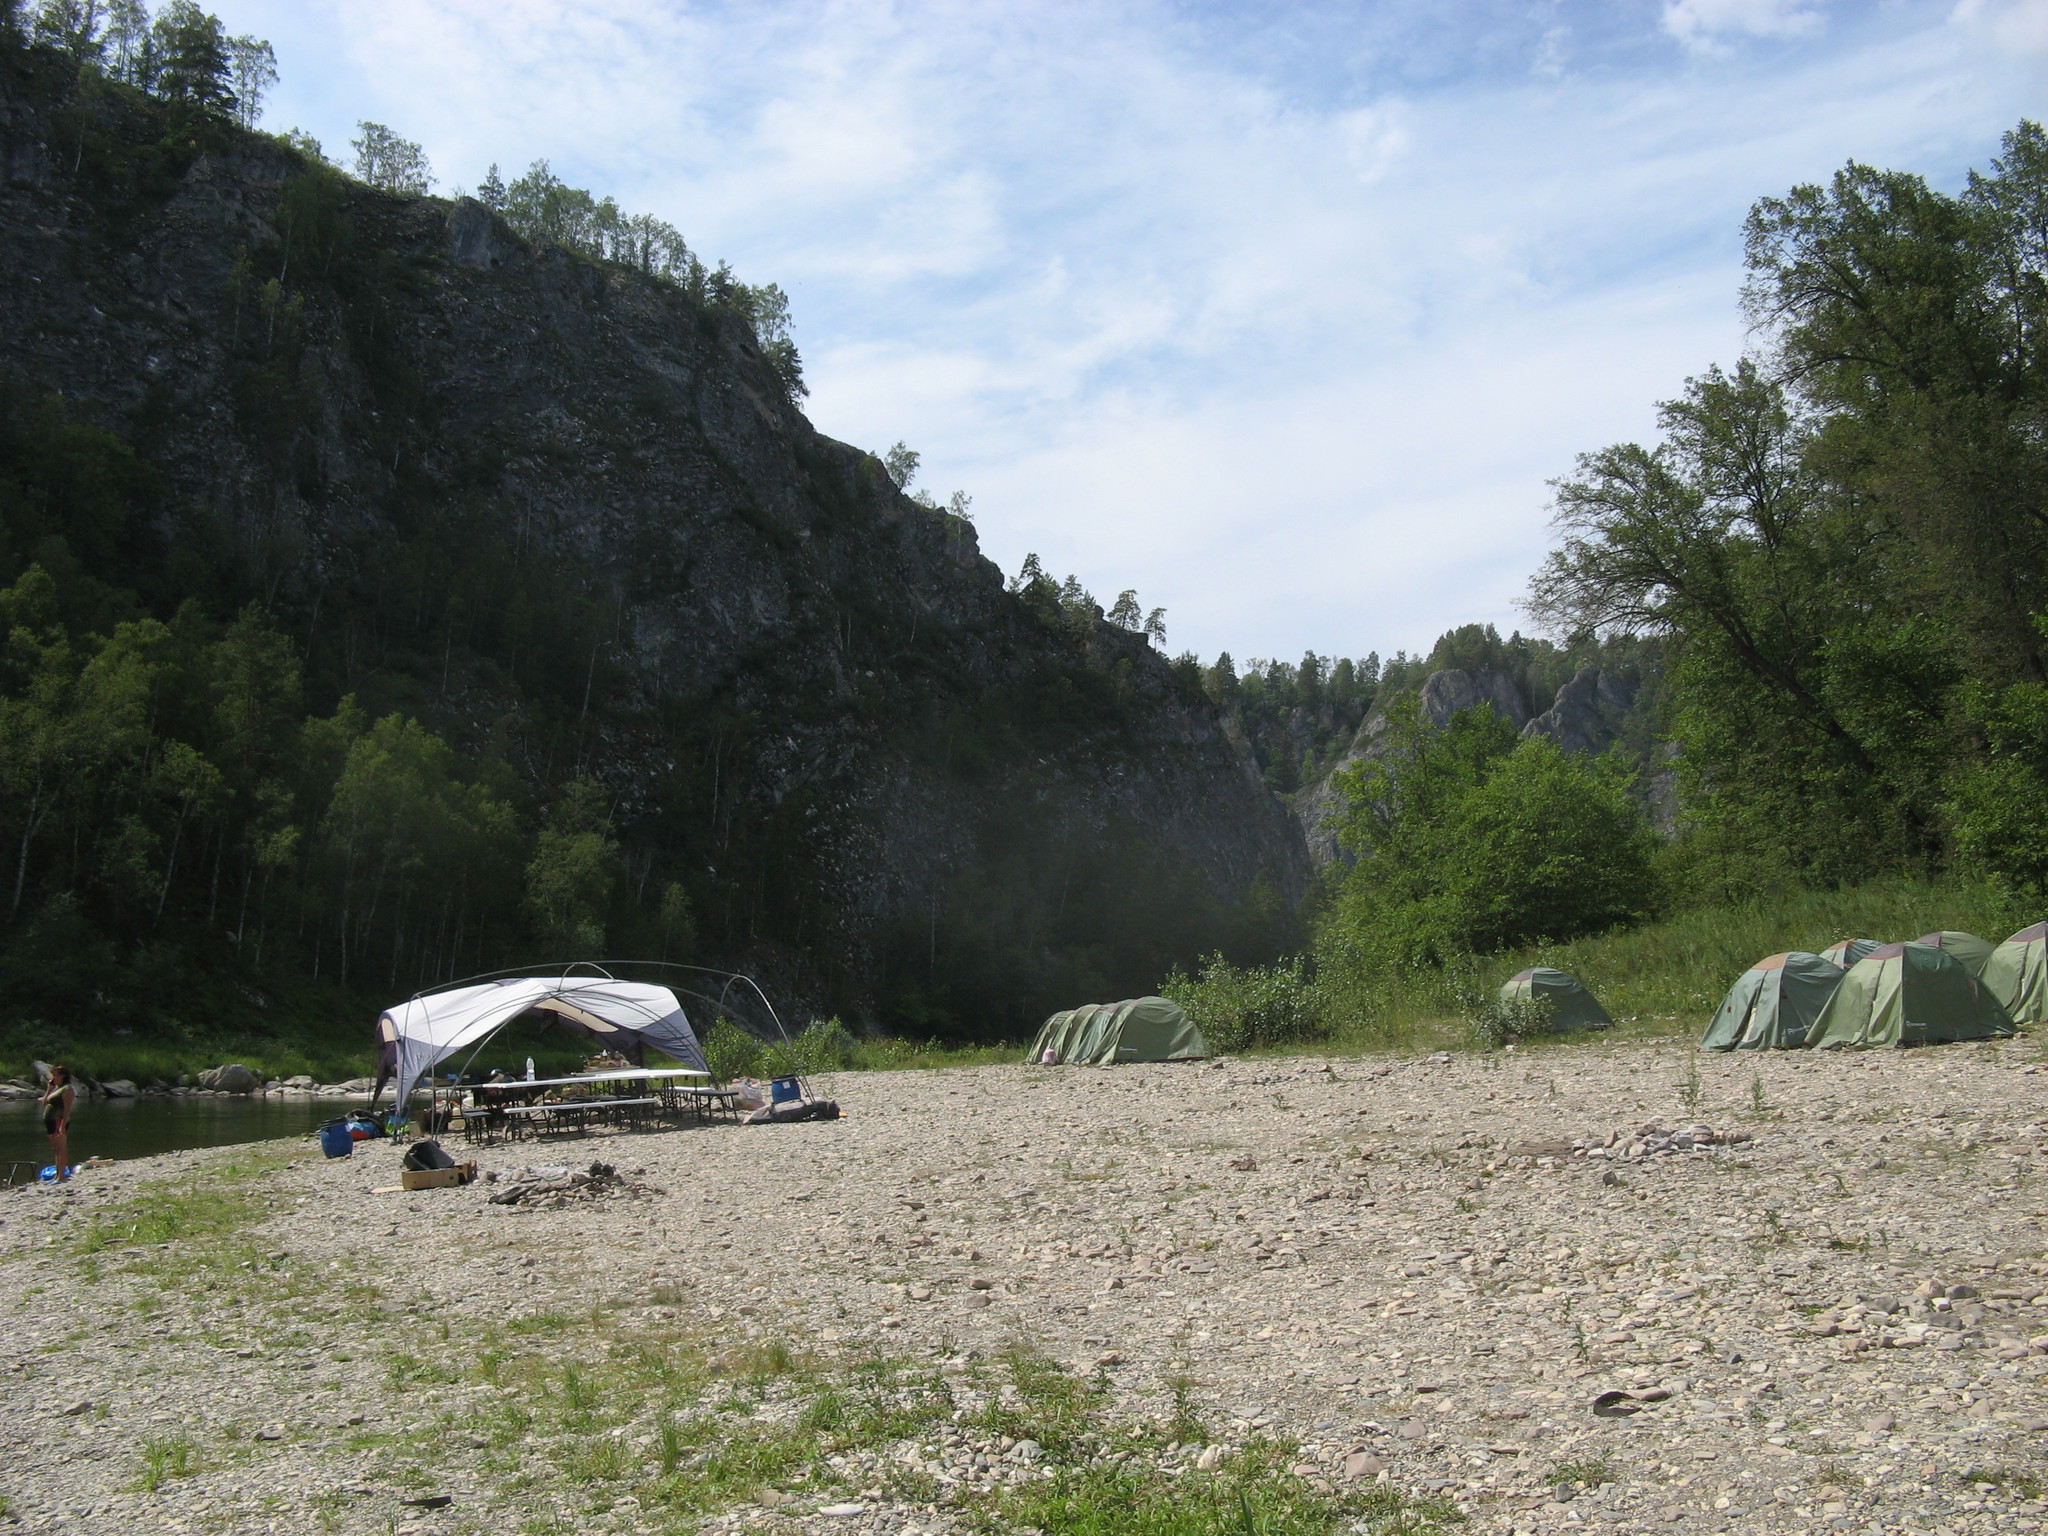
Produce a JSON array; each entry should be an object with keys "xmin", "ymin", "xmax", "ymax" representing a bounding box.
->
[{"xmin": 4, "ymin": 1036, "xmax": 2048, "ymax": 1535}]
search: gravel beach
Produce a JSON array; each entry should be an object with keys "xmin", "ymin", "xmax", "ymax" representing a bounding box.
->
[{"xmin": 5, "ymin": 1036, "xmax": 2048, "ymax": 1536}]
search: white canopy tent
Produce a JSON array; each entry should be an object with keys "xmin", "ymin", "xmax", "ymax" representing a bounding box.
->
[{"xmin": 372, "ymin": 975, "xmax": 709, "ymax": 1108}]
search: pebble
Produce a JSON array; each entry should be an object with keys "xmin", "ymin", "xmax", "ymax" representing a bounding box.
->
[{"xmin": 8, "ymin": 1044, "xmax": 2048, "ymax": 1536}]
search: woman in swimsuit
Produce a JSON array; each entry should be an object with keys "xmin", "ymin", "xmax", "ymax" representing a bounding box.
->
[{"xmin": 40, "ymin": 1065, "xmax": 74, "ymax": 1181}]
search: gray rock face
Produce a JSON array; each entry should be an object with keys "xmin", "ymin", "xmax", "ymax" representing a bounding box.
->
[
  {"xmin": 1521, "ymin": 666, "xmax": 1635, "ymax": 755},
  {"xmin": 99, "ymin": 1080, "xmax": 138, "ymax": 1098},
  {"xmin": 1419, "ymin": 667, "xmax": 1532, "ymax": 732},
  {"xmin": 0, "ymin": 55, "xmax": 1307, "ymax": 1023}
]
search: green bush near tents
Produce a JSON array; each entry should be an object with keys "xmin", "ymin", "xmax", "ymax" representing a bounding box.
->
[
  {"xmin": 1496, "ymin": 968, "xmax": 1612, "ymax": 1032},
  {"xmin": 1467, "ymin": 994, "xmax": 1556, "ymax": 1048},
  {"xmin": 1157, "ymin": 955, "xmax": 1320, "ymax": 1053}
]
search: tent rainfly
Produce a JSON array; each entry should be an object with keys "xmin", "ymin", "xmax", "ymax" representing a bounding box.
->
[
  {"xmin": 1807, "ymin": 941, "xmax": 2015, "ymax": 1050},
  {"xmin": 1026, "ymin": 997, "xmax": 1209, "ymax": 1066},
  {"xmin": 1913, "ymin": 930, "xmax": 1996, "ymax": 979},
  {"xmin": 1699, "ymin": 952, "xmax": 1843, "ymax": 1052},
  {"xmin": 1497, "ymin": 968, "xmax": 1612, "ymax": 1031},
  {"xmin": 1984, "ymin": 922, "xmax": 2048, "ymax": 1027},
  {"xmin": 373, "ymin": 976, "xmax": 709, "ymax": 1108},
  {"xmin": 1819, "ymin": 938, "xmax": 1883, "ymax": 970}
]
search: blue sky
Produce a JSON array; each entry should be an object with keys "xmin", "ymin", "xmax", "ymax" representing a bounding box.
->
[{"xmin": 212, "ymin": 0, "xmax": 2047, "ymax": 666}]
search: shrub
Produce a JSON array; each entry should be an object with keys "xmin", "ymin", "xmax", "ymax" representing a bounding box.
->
[
  {"xmin": 701, "ymin": 1017, "xmax": 760, "ymax": 1082},
  {"xmin": 1159, "ymin": 954, "xmax": 1323, "ymax": 1053},
  {"xmin": 1466, "ymin": 994, "xmax": 1557, "ymax": 1049},
  {"xmin": 762, "ymin": 1017, "xmax": 860, "ymax": 1076}
]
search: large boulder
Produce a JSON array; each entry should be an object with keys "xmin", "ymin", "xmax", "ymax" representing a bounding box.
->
[
  {"xmin": 101, "ymin": 1079, "xmax": 139, "ymax": 1098},
  {"xmin": 199, "ymin": 1064, "xmax": 259, "ymax": 1093}
]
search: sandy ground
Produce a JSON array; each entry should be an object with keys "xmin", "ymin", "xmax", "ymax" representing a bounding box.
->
[{"xmin": 4, "ymin": 1035, "xmax": 2048, "ymax": 1536}]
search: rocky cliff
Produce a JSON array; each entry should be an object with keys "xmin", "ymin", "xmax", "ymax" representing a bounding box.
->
[{"xmin": 0, "ymin": 48, "xmax": 1306, "ymax": 1034}]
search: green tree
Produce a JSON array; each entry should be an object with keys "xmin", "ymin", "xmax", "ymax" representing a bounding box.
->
[
  {"xmin": 149, "ymin": 1, "xmax": 233, "ymax": 112},
  {"xmin": 883, "ymin": 441, "xmax": 920, "ymax": 491},
  {"xmin": 476, "ymin": 162, "xmax": 506, "ymax": 211},
  {"xmin": 1948, "ymin": 667, "xmax": 2048, "ymax": 895},
  {"xmin": 0, "ymin": 568, "xmax": 154, "ymax": 919},
  {"xmin": 226, "ymin": 33, "xmax": 275, "ymax": 129},
  {"xmin": 1320, "ymin": 694, "xmax": 1654, "ymax": 965},
  {"xmin": 320, "ymin": 714, "xmax": 522, "ymax": 986},
  {"xmin": 1433, "ymin": 737, "xmax": 1657, "ymax": 951},
  {"xmin": 1745, "ymin": 120, "xmax": 2048, "ymax": 685},
  {"xmin": 148, "ymin": 737, "xmax": 224, "ymax": 921},
  {"xmin": 101, "ymin": 0, "xmax": 146, "ymax": 79},
  {"xmin": 658, "ymin": 880, "xmax": 695, "ymax": 961},
  {"xmin": 208, "ymin": 603, "xmax": 300, "ymax": 777},
  {"xmin": 524, "ymin": 777, "xmax": 618, "ymax": 955},
  {"xmin": 30, "ymin": 0, "xmax": 105, "ymax": 60},
  {"xmin": 351, "ymin": 121, "xmax": 433, "ymax": 195},
  {"xmin": 1526, "ymin": 359, "xmax": 1946, "ymax": 878}
]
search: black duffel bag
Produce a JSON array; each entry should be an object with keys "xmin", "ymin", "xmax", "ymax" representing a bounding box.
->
[{"xmin": 401, "ymin": 1139, "xmax": 456, "ymax": 1172}]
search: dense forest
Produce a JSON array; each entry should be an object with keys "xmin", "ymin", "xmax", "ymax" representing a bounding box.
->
[{"xmin": 0, "ymin": 2, "xmax": 1305, "ymax": 1067}]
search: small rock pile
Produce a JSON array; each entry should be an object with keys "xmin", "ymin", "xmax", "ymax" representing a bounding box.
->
[
  {"xmin": 1582, "ymin": 1122, "xmax": 1752, "ymax": 1160},
  {"xmin": 484, "ymin": 1161, "xmax": 665, "ymax": 1208},
  {"xmin": 1817, "ymin": 1277, "xmax": 2048, "ymax": 1363}
]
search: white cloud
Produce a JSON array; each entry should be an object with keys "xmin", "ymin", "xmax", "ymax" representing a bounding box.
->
[
  {"xmin": 1949, "ymin": 0, "xmax": 2048, "ymax": 56},
  {"xmin": 1662, "ymin": 0, "xmax": 1826, "ymax": 52}
]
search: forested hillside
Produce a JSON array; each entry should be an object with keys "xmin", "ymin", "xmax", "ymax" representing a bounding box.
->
[{"xmin": 0, "ymin": 7, "xmax": 1307, "ymax": 1062}]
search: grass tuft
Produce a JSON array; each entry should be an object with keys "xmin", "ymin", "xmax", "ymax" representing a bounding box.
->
[{"xmin": 137, "ymin": 1434, "xmax": 196, "ymax": 1492}]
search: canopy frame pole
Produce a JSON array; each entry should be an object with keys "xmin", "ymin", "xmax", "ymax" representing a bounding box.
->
[{"xmin": 714, "ymin": 971, "xmax": 807, "ymax": 1097}]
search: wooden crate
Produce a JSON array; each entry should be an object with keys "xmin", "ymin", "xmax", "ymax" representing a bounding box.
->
[{"xmin": 400, "ymin": 1161, "xmax": 478, "ymax": 1191}]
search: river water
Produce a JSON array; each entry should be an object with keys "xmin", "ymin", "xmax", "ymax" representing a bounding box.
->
[{"xmin": 0, "ymin": 1095, "xmax": 356, "ymax": 1182}]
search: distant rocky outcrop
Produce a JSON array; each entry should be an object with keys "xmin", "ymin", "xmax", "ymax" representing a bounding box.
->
[
  {"xmin": 1295, "ymin": 665, "xmax": 1664, "ymax": 864},
  {"xmin": 1522, "ymin": 666, "xmax": 1636, "ymax": 755}
]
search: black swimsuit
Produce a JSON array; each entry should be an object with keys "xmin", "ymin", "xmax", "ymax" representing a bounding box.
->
[{"xmin": 41, "ymin": 1095, "xmax": 65, "ymax": 1134}]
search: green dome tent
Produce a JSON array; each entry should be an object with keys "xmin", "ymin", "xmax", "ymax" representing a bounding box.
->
[
  {"xmin": 1808, "ymin": 941, "xmax": 2015, "ymax": 1050},
  {"xmin": 1026, "ymin": 997, "xmax": 1210, "ymax": 1066},
  {"xmin": 1700, "ymin": 952, "xmax": 1843, "ymax": 1052},
  {"xmin": 1497, "ymin": 968, "xmax": 1612, "ymax": 1031},
  {"xmin": 1914, "ymin": 930, "xmax": 1996, "ymax": 978},
  {"xmin": 1819, "ymin": 938, "xmax": 1883, "ymax": 970},
  {"xmin": 1983, "ymin": 923, "xmax": 2048, "ymax": 1026}
]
